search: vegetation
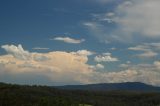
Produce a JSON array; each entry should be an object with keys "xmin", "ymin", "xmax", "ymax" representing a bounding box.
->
[{"xmin": 0, "ymin": 82, "xmax": 160, "ymax": 106}]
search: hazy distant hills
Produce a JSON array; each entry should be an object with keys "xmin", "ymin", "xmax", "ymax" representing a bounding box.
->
[{"xmin": 56, "ymin": 82, "xmax": 160, "ymax": 92}]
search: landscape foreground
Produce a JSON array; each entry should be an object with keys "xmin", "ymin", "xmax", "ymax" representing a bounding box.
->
[{"xmin": 1, "ymin": 82, "xmax": 160, "ymax": 106}]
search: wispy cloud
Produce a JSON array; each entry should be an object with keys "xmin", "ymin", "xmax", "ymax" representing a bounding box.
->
[
  {"xmin": 128, "ymin": 43, "xmax": 160, "ymax": 58},
  {"xmin": 115, "ymin": 0, "xmax": 160, "ymax": 38},
  {"xmin": 84, "ymin": 0, "xmax": 160, "ymax": 43},
  {"xmin": 51, "ymin": 37, "xmax": 85, "ymax": 44},
  {"xmin": 32, "ymin": 47, "xmax": 49, "ymax": 50},
  {"xmin": 136, "ymin": 51, "xmax": 158, "ymax": 58},
  {"xmin": 128, "ymin": 45, "xmax": 150, "ymax": 52}
]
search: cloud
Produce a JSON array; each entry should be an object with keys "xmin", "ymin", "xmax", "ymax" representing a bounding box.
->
[
  {"xmin": 110, "ymin": 47, "xmax": 117, "ymax": 50},
  {"xmin": 145, "ymin": 43, "xmax": 160, "ymax": 51},
  {"xmin": 128, "ymin": 45, "xmax": 150, "ymax": 51},
  {"xmin": 94, "ymin": 52, "xmax": 119, "ymax": 62},
  {"xmin": 32, "ymin": 47, "xmax": 49, "ymax": 50},
  {"xmin": 136, "ymin": 51, "xmax": 158, "ymax": 58},
  {"xmin": 1, "ymin": 44, "xmax": 160, "ymax": 86},
  {"xmin": 119, "ymin": 61, "xmax": 131, "ymax": 68},
  {"xmin": 71, "ymin": 50, "xmax": 94, "ymax": 56},
  {"xmin": 128, "ymin": 44, "xmax": 159, "ymax": 58},
  {"xmin": 95, "ymin": 64, "xmax": 104, "ymax": 69},
  {"xmin": 128, "ymin": 43, "xmax": 160, "ymax": 52},
  {"xmin": 121, "ymin": 61, "xmax": 160, "ymax": 86},
  {"xmin": 1, "ymin": 44, "xmax": 31, "ymax": 60},
  {"xmin": 52, "ymin": 37, "xmax": 85, "ymax": 44},
  {"xmin": 84, "ymin": 0, "xmax": 160, "ymax": 43},
  {"xmin": 89, "ymin": 63, "xmax": 105, "ymax": 70},
  {"xmin": 0, "ymin": 44, "xmax": 94, "ymax": 84},
  {"xmin": 83, "ymin": 21, "xmax": 112, "ymax": 43},
  {"xmin": 91, "ymin": 12, "xmax": 116, "ymax": 23},
  {"xmin": 115, "ymin": 0, "xmax": 160, "ymax": 38}
]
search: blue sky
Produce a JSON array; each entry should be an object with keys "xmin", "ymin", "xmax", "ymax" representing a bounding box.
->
[{"xmin": 1, "ymin": 0, "xmax": 160, "ymax": 86}]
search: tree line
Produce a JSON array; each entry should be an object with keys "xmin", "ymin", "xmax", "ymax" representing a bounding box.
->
[{"xmin": 0, "ymin": 82, "xmax": 160, "ymax": 106}]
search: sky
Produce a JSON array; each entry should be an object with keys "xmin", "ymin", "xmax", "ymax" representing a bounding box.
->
[{"xmin": 1, "ymin": 0, "xmax": 160, "ymax": 86}]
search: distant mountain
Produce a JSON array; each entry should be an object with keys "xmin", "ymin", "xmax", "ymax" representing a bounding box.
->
[{"xmin": 56, "ymin": 82, "xmax": 160, "ymax": 92}]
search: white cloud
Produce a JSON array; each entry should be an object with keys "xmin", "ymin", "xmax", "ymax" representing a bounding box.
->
[
  {"xmin": 71, "ymin": 50, "xmax": 94, "ymax": 56},
  {"xmin": 94, "ymin": 52, "xmax": 118, "ymax": 62},
  {"xmin": 145, "ymin": 43, "xmax": 160, "ymax": 51},
  {"xmin": 84, "ymin": 0, "xmax": 160, "ymax": 43},
  {"xmin": 126, "ymin": 61, "xmax": 131, "ymax": 64},
  {"xmin": 1, "ymin": 44, "xmax": 31, "ymax": 60},
  {"xmin": 96, "ymin": 64, "xmax": 104, "ymax": 69},
  {"xmin": 128, "ymin": 44, "xmax": 159, "ymax": 58},
  {"xmin": 1, "ymin": 44, "xmax": 160, "ymax": 86},
  {"xmin": 110, "ymin": 47, "xmax": 117, "ymax": 50},
  {"xmin": 52, "ymin": 37, "xmax": 85, "ymax": 44},
  {"xmin": 128, "ymin": 45, "xmax": 150, "ymax": 51},
  {"xmin": 119, "ymin": 61, "xmax": 160, "ymax": 86},
  {"xmin": 119, "ymin": 64, "xmax": 129, "ymax": 68},
  {"xmin": 128, "ymin": 43, "xmax": 160, "ymax": 52},
  {"xmin": 119, "ymin": 61, "xmax": 131, "ymax": 68},
  {"xmin": 114, "ymin": 0, "xmax": 160, "ymax": 41},
  {"xmin": 89, "ymin": 64, "xmax": 104, "ymax": 70},
  {"xmin": 0, "ymin": 44, "xmax": 94, "ymax": 84},
  {"xmin": 136, "ymin": 51, "xmax": 158, "ymax": 58}
]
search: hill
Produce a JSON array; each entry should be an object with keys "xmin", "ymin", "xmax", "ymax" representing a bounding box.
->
[{"xmin": 57, "ymin": 82, "xmax": 160, "ymax": 92}]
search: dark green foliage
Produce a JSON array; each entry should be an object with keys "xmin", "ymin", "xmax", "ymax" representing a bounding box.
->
[
  {"xmin": 0, "ymin": 82, "xmax": 160, "ymax": 106},
  {"xmin": 0, "ymin": 83, "xmax": 79, "ymax": 106}
]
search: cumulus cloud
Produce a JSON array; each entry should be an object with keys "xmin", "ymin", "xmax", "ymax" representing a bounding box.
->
[
  {"xmin": 52, "ymin": 37, "xmax": 85, "ymax": 44},
  {"xmin": 71, "ymin": 50, "xmax": 94, "ymax": 56},
  {"xmin": 94, "ymin": 52, "xmax": 118, "ymax": 62},
  {"xmin": 121, "ymin": 61, "xmax": 160, "ymax": 85},
  {"xmin": 0, "ymin": 44, "xmax": 94, "ymax": 84},
  {"xmin": 1, "ymin": 44, "xmax": 160, "ymax": 86},
  {"xmin": 1, "ymin": 44, "xmax": 31, "ymax": 60},
  {"xmin": 89, "ymin": 63, "xmax": 105, "ymax": 70},
  {"xmin": 95, "ymin": 64, "xmax": 104, "ymax": 69}
]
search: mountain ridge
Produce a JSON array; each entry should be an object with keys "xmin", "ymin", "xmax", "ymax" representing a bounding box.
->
[{"xmin": 56, "ymin": 82, "xmax": 160, "ymax": 92}]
